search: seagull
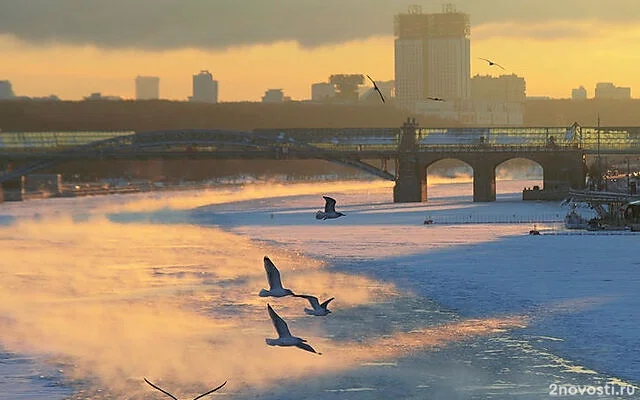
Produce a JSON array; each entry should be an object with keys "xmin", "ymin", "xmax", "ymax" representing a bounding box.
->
[
  {"xmin": 315, "ymin": 196, "xmax": 345, "ymax": 220},
  {"xmin": 143, "ymin": 377, "xmax": 227, "ymax": 400},
  {"xmin": 259, "ymin": 256, "xmax": 295, "ymax": 297},
  {"xmin": 266, "ymin": 304, "xmax": 321, "ymax": 354},
  {"xmin": 366, "ymin": 74, "xmax": 385, "ymax": 103},
  {"xmin": 294, "ymin": 294, "xmax": 335, "ymax": 316},
  {"xmin": 427, "ymin": 97, "xmax": 446, "ymax": 102},
  {"xmin": 478, "ymin": 57, "xmax": 505, "ymax": 70}
]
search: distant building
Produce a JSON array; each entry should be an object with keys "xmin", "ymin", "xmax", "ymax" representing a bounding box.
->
[
  {"xmin": 595, "ymin": 82, "xmax": 631, "ymax": 100},
  {"xmin": 360, "ymin": 80, "xmax": 394, "ymax": 103},
  {"xmin": 262, "ymin": 89, "xmax": 287, "ymax": 103},
  {"xmin": 470, "ymin": 101, "xmax": 524, "ymax": 126},
  {"xmin": 0, "ymin": 80, "xmax": 15, "ymax": 99},
  {"xmin": 311, "ymin": 82, "xmax": 335, "ymax": 102},
  {"xmin": 415, "ymin": 99, "xmax": 523, "ymax": 126},
  {"xmin": 471, "ymin": 74, "xmax": 526, "ymax": 102},
  {"xmin": 83, "ymin": 92, "xmax": 122, "ymax": 101},
  {"xmin": 394, "ymin": 4, "xmax": 470, "ymax": 111},
  {"xmin": 191, "ymin": 70, "xmax": 218, "ymax": 103},
  {"xmin": 329, "ymin": 74, "xmax": 364, "ymax": 103},
  {"xmin": 571, "ymin": 86, "xmax": 587, "ymax": 100},
  {"xmin": 135, "ymin": 76, "xmax": 160, "ymax": 100},
  {"xmin": 31, "ymin": 95, "xmax": 61, "ymax": 101}
]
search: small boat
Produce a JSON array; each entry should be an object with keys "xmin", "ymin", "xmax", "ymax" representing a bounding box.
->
[{"xmin": 564, "ymin": 205, "xmax": 589, "ymax": 229}]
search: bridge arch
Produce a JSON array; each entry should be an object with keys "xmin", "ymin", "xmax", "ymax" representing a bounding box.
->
[
  {"xmin": 494, "ymin": 157, "xmax": 543, "ymax": 199},
  {"xmin": 424, "ymin": 158, "xmax": 474, "ymax": 201}
]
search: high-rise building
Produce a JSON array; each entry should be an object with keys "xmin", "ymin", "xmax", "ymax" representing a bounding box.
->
[
  {"xmin": 191, "ymin": 70, "xmax": 218, "ymax": 103},
  {"xmin": 311, "ymin": 82, "xmax": 336, "ymax": 102},
  {"xmin": 594, "ymin": 82, "xmax": 631, "ymax": 100},
  {"xmin": 262, "ymin": 89, "xmax": 286, "ymax": 103},
  {"xmin": 571, "ymin": 86, "xmax": 588, "ymax": 100},
  {"xmin": 394, "ymin": 4, "xmax": 470, "ymax": 111},
  {"xmin": 135, "ymin": 76, "xmax": 160, "ymax": 100},
  {"xmin": 0, "ymin": 80, "xmax": 15, "ymax": 99},
  {"xmin": 471, "ymin": 74, "xmax": 526, "ymax": 102}
]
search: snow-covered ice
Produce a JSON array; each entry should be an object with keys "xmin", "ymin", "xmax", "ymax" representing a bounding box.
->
[{"xmin": 0, "ymin": 179, "xmax": 638, "ymax": 399}]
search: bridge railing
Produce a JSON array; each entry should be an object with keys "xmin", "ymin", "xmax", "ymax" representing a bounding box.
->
[
  {"xmin": 4, "ymin": 127, "xmax": 640, "ymax": 154},
  {"xmin": 0, "ymin": 131, "xmax": 134, "ymax": 150},
  {"xmin": 416, "ymin": 127, "xmax": 580, "ymax": 147}
]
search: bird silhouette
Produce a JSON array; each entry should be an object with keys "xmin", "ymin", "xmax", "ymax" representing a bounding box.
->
[
  {"xmin": 315, "ymin": 196, "xmax": 345, "ymax": 220},
  {"xmin": 259, "ymin": 256, "xmax": 295, "ymax": 298},
  {"xmin": 266, "ymin": 304, "xmax": 322, "ymax": 354},
  {"xmin": 427, "ymin": 97, "xmax": 446, "ymax": 102},
  {"xmin": 366, "ymin": 74, "xmax": 386, "ymax": 103},
  {"xmin": 478, "ymin": 57, "xmax": 505, "ymax": 70},
  {"xmin": 144, "ymin": 377, "xmax": 227, "ymax": 400},
  {"xmin": 294, "ymin": 294, "xmax": 335, "ymax": 316}
]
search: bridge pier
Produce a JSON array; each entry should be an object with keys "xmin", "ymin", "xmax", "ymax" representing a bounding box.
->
[
  {"xmin": 542, "ymin": 153, "xmax": 586, "ymax": 192},
  {"xmin": 473, "ymin": 161, "xmax": 496, "ymax": 202},
  {"xmin": 393, "ymin": 118, "xmax": 426, "ymax": 202},
  {"xmin": 1, "ymin": 177, "xmax": 25, "ymax": 202},
  {"xmin": 393, "ymin": 155, "xmax": 426, "ymax": 202}
]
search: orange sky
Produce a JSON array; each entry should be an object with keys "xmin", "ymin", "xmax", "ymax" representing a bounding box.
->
[{"xmin": 2, "ymin": 21, "xmax": 639, "ymax": 101}]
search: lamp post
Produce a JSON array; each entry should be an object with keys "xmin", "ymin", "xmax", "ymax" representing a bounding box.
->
[
  {"xmin": 627, "ymin": 157, "xmax": 631, "ymax": 195},
  {"xmin": 596, "ymin": 113, "xmax": 602, "ymax": 191}
]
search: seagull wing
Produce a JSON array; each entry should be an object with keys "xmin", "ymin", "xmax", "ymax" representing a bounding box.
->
[
  {"xmin": 267, "ymin": 304, "xmax": 292, "ymax": 338},
  {"xmin": 374, "ymin": 87, "xmax": 386, "ymax": 103},
  {"xmin": 296, "ymin": 341, "xmax": 321, "ymax": 354},
  {"xmin": 295, "ymin": 294, "xmax": 320, "ymax": 309},
  {"xmin": 323, "ymin": 196, "xmax": 337, "ymax": 213},
  {"xmin": 366, "ymin": 75, "xmax": 385, "ymax": 103},
  {"xmin": 365, "ymin": 74, "xmax": 375, "ymax": 85},
  {"xmin": 191, "ymin": 381, "xmax": 228, "ymax": 400},
  {"xmin": 495, "ymin": 63, "xmax": 506, "ymax": 70},
  {"xmin": 320, "ymin": 297, "xmax": 335, "ymax": 309},
  {"xmin": 264, "ymin": 256, "xmax": 284, "ymax": 290},
  {"xmin": 478, "ymin": 57, "xmax": 491, "ymax": 63},
  {"xmin": 144, "ymin": 378, "xmax": 179, "ymax": 400}
]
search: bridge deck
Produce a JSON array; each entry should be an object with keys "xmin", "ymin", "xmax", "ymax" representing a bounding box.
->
[{"xmin": 0, "ymin": 126, "xmax": 640, "ymax": 154}]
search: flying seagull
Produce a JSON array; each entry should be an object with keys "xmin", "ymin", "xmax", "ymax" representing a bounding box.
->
[
  {"xmin": 266, "ymin": 304, "xmax": 321, "ymax": 354},
  {"xmin": 478, "ymin": 57, "xmax": 505, "ymax": 70},
  {"xmin": 259, "ymin": 256, "xmax": 295, "ymax": 297},
  {"xmin": 315, "ymin": 196, "xmax": 345, "ymax": 220},
  {"xmin": 294, "ymin": 294, "xmax": 335, "ymax": 316},
  {"xmin": 427, "ymin": 97, "xmax": 446, "ymax": 102},
  {"xmin": 366, "ymin": 74, "xmax": 386, "ymax": 103},
  {"xmin": 143, "ymin": 377, "xmax": 227, "ymax": 400}
]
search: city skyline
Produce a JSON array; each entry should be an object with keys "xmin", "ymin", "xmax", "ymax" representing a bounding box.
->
[{"xmin": 1, "ymin": 1, "xmax": 639, "ymax": 101}]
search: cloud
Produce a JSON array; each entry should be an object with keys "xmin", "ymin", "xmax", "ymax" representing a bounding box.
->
[
  {"xmin": 473, "ymin": 21, "xmax": 597, "ymax": 41},
  {"xmin": 0, "ymin": 0, "xmax": 638, "ymax": 50}
]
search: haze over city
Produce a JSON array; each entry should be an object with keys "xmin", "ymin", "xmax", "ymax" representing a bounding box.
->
[{"xmin": 2, "ymin": 0, "xmax": 640, "ymax": 101}]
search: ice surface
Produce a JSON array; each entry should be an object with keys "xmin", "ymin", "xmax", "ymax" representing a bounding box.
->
[{"xmin": 0, "ymin": 179, "xmax": 637, "ymax": 399}]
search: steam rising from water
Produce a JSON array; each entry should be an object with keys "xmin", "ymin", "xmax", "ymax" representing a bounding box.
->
[{"xmin": 0, "ymin": 181, "xmax": 530, "ymax": 397}]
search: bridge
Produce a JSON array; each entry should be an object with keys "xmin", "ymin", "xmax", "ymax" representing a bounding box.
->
[{"xmin": 1, "ymin": 120, "xmax": 640, "ymax": 203}]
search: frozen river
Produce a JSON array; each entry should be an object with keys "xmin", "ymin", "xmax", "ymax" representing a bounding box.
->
[{"xmin": 0, "ymin": 179, "xmax": 637, "ymax": 399}]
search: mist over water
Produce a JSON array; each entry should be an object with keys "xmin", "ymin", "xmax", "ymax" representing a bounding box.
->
[
  {"xmin": 0, "ymin": 216, "xmax": 394, "ymax": 397},
  {"xmin": 1, "ymin": 175, "xmax": 635, "ymax": 398},
  {"xmin": 0, "ymin": 180, "xmax": 531, "ymax": 398}
]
